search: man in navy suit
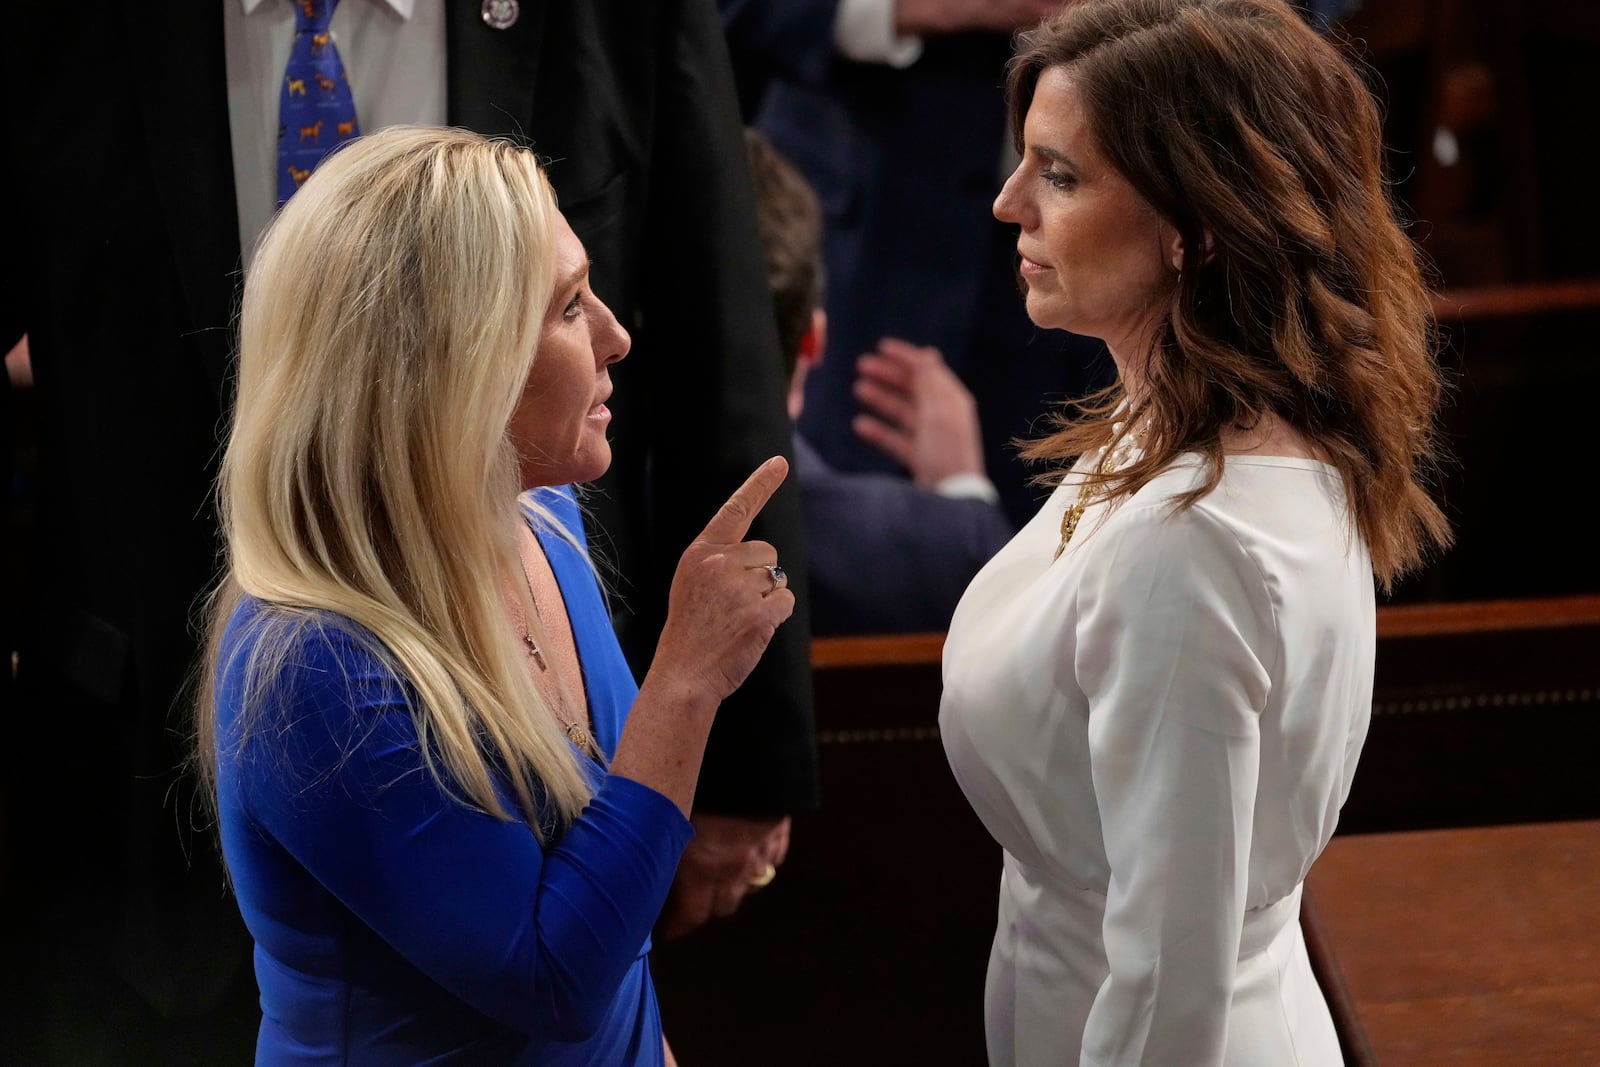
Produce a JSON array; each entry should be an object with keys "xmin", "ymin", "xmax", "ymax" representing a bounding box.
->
[{"xmin": 1, "ymin": 2, "xmax": 814, "ymax": 1061}]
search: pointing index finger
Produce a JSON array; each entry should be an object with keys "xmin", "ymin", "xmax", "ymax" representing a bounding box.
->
[{"xmin": 697, "ymin": 457, "xmax": 789, "ymax": 545}]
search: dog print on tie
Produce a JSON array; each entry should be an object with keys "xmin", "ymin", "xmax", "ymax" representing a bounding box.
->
[{"xmin": 276, "ymin": 0, "xmax": 360, "ymax": 206}]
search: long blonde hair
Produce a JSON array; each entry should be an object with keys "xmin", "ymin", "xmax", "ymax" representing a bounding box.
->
[{"xmin": 196, "ymin": 126, "xmax": 592, "ymax": 837}]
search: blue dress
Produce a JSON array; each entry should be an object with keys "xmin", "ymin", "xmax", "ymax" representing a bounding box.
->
[{"xmin": 214, "ymin": 487, "xmax": 691, "ymax": 1066}]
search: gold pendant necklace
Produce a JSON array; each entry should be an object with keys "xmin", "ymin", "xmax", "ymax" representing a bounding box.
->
[
  {"xmin": 1053, "ymin": 437, "xmax": 1132, "ymax": 562},
  {"xmin": 563, "ymin": 719, "xmax": 592, "ymax": 751},
  {"xmin": 518, "ymin": 618, "xmax": 595, "ymax": 753}
]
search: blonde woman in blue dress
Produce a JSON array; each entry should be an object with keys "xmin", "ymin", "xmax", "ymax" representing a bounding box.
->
[
  {"xmin": 197, "ymin": 127, "xmax": 794, "ymax": 1065},
  {"xmin": 939, "ymin": 2, "xmax": 1451, "ymax": 1064}
]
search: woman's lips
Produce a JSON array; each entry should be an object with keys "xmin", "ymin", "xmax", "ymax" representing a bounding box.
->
[
  {"xmin": 1018, "ymin": 252, "xmax": 1052, "ymax": 276},
  {"xmin": 588, "ymin": 384, "xmax": 612, "ymax": 421}
]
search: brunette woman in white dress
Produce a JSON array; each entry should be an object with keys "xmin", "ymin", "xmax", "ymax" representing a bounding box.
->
[{"xmin": 938, "ymin": 2, "xmax": 1452, "ymax": 1064}]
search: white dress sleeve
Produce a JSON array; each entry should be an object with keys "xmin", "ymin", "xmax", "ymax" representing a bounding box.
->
[{"xmin": 1072, "ymin": 503, "xmax": 1276, "ymax": 1066}]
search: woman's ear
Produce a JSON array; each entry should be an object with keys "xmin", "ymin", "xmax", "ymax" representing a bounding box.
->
[{"xmin": 1170, "ymin": 227, "xmax": 1215, "ymax": 271}]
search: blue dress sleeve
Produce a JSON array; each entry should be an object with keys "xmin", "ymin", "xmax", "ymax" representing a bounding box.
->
[{"xmin": 218, "ymin": 612, "xmax": 693, "ymax": 1043}]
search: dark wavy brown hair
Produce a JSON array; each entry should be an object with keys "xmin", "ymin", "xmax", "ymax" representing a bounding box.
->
[{"xmin": 1009, "ymin": 0, "xmax": 1450, "ymax": 589}]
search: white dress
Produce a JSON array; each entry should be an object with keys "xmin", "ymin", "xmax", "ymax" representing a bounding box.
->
[{"xmin": 940, "ymin": 449, "xmax": 1372, "ymax": 1067}]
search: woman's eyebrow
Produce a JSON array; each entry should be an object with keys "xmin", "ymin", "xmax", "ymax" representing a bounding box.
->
[
  {"xmin": 1033, "ymin": 144, "xmax": 1079, "ymax": 170},
  {"xmin": 556, "ymin": 258, "xmax": 593, "ymax": 298}
]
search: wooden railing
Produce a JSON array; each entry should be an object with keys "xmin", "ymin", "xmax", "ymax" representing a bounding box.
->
[
  {"xmin": 1430, "ymin": 278, "xmax": 1600, "ymax": 322},
  {"xmin": 811, "ymin": 594, "xmax": 1600, "ymax": 666},
  {"xmin": 809, "ymin": 594, "xmax": 1600, "ymax": 833},
  {"xmin": 1372, "ymin": 592, "xmax": 1600, "ymax": 635},
  {"xmin": 810, "ymin": 631, "xmax": 942, "ymax": 668}
]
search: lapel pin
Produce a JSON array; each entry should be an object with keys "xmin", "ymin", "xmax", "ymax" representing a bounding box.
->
[{"xmin": 481, "ymin": 0, "xmax": 519, "ymax": 30}]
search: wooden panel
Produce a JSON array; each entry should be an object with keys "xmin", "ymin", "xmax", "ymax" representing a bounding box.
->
[
  {"xmin": 810, "ymin": 631, "xmax": 943, "ymax": 668},
  {"xmin": 1305, "ymin": 820, "xmax": 1600, "ymax": 1065},
  {"xmin": 1341, "ymin": 596, "xmax": 1600, "ymax": 833}
]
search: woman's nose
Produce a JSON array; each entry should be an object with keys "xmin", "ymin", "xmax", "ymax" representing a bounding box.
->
[
  {"xmin": 597, "ymin": 301, "xmax": 630, "ymax": 365},
  {"xmin": 994, "ymin": 167, "xmax": 1026, "ymax": 226}
]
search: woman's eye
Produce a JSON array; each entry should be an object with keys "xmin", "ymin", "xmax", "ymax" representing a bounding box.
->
[
  {"xmin": 1042, "ymin": 168, "xmax": 1076, "ymax": 191},
  {"xmin": 563, "ymin": 293, "xmax": 583, "ymax": 320}
]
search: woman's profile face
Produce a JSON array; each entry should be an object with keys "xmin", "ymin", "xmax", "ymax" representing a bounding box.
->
[
  {"xmin": 509, "ymin": 212, "xmax": 631, "ymax": 488},
  {"xmin": 993, "ymin": 66, "xmax": 1178, "ymax": 354}
]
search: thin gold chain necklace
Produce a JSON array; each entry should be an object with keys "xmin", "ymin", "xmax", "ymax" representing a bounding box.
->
[
  {"xmin": 514, "ymin": 549, "xmax": 595, "ymax": 755},
  {"xmin": 1053, "ymin": 448, "xmax": 1114, "ymax": 562},
  {"xmin": 1053, "ymin": 433, "xmax": 1136, "ymax": 562}
]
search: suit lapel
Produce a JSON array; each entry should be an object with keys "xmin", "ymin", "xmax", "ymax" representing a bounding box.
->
[{"xmin": 446, "ymin": 0, "xmax": 548, "ymax": 140}]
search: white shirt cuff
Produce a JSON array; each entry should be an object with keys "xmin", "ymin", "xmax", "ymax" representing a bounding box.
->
[
  {"xmin": 834, "ymin": 0, "xmax": 924, "ymax": 68},
  {"xmin": 935, "ymin": 472, "xmax": 1001, "ymax": 505}
]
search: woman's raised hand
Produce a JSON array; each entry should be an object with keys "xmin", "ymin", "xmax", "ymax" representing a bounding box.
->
[
  {"xmin": 654, "ymin": 456, "xmax": 796, "ymax": 706},
  {"xmin": 616, "ymin": 458, "xmax": 796, "ymax": 816}
]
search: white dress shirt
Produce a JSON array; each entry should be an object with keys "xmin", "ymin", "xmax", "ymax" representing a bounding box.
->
[{"xmin": 223, "ymin": 0, "xmax": 447, "ymax": 261}]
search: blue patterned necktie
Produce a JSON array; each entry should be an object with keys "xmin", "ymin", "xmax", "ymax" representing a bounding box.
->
[{"xmin": 277, "ymin": 0, "xmax": 361, "ymax": 205}]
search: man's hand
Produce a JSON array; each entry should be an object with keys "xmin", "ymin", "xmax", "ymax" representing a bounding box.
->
[
  {"xmin": 657, "ymin": 814, "xmax": 792, "ymax": 941},
  {"xmin": 852, "ymin": 337, "xmax": 987, "ymax": 489},
  {"xmin": 894, "ymin": 0, "xmax": 1067, "ymax": 36}
]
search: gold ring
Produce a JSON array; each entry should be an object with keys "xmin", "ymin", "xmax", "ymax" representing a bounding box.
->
[{"xmin": 748, "ymin": 862, "xmax": 777, "ymax": 888}]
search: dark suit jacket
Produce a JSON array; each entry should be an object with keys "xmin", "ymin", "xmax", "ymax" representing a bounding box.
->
[
  {"xmin": 796, "ymin": 435, "xmax": 1012, "ymax": 635},
  {"xmin": 1, "ymin": 0, "xmax": 815, "ymax": 1049},
  {"xmin": 720, "ymin": 1, "xmax": 1114, "ymax": 529}
]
